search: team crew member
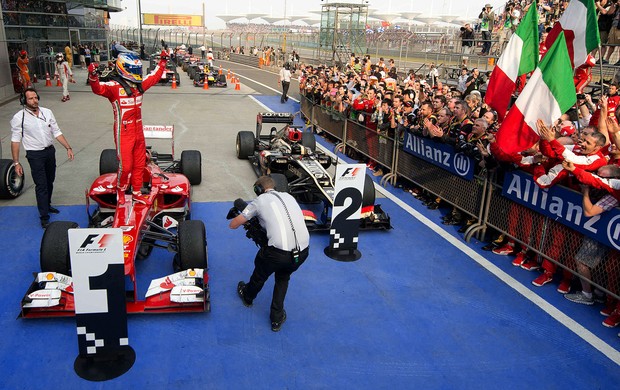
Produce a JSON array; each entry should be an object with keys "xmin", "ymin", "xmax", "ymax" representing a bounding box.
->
[
  {"xmin": 207, "ymin": 48, "xmax": 214, "ymax": 69},
  {"xmin": 17, "ymin": 50, "xmax": 31, "ymax": 89},
  {"xmin": 54, "ymin": 53, "xmax": 74, "ymax": 102},
  {"xmin": 279, "ymin": 62, "xmax": 292, "ymax": 103},
  {"xmin": 88, "ymin": 49, "xmax": 168, "ymax": 204},
  {"xmin": 10, "ymin": 88, "xmax": 75, "ymax": 228},
  {"xmin": 230, "ymin": 176, "xmax": 310, "ymax": 332}
]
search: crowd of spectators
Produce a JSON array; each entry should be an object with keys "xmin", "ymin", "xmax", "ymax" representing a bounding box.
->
[{"xmin": 296, "ymin": 16, "xmax": 620, "ymax": 330}]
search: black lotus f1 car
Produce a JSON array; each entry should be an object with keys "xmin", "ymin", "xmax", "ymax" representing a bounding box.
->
[{"xmin": 235, "ymin": 112, "xmax": 391, "ymax": 230}]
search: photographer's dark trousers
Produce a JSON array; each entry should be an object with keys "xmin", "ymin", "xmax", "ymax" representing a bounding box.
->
[
  {"xmin": 281, "ymin": 81, "xmax": 290, "ymax": 103},
  {"xmin": 244, "ymin": 246, "xmax": 309, "ymax": 322},
  {"xmin": 481, "ymin": 31, "xmax": 492, "ymax": 55},
  {"xmin": 26, "ymin": 145, "xmax": 56, "ymax": 221}
]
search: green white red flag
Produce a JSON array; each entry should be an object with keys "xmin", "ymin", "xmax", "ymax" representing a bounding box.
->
[
  {"xmin": 484, "ymin": 2, "xmax": 538, "ymax": 119},
  {"xmin": 495, "ymin": 32, "xmax": 576, "ymax": 155},
  {"xmin": 544, "ymin": 0, "xmax": 600, "ymax": 68}
]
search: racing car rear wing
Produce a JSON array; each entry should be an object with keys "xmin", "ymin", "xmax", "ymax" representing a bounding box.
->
[
  {"xmin": 257, "ymin": 112, "xmax": 294, "ymax": 134},
  {"xmin": 144, "ymin": 125, "xmax": 174, "ymax": 159}
]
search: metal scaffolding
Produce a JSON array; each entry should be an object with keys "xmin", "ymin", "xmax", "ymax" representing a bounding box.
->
[{"xmin": 317, "ymin": 2, "xmax": 368, "ymax": 65}]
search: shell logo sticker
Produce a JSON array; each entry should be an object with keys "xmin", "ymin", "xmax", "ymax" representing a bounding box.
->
[
  {"xmin": 188, "ymin": 269, "xmax": 196, "ymax": 277},
  {"xmin": 123, "ymin": 235, "xmax": 133, "ymax": 244},
  {"xmin": 46, "ymin": 273, "xmax": 55, "ymax": 281},
  {"xmin": 119, "ymin": 89, "xmax": 126, "ymax": 96}
]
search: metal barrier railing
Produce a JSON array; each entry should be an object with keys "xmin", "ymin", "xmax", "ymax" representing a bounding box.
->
[{"xmin": 298, "ymin": 95, "xmax": 620, "ymax": 302}]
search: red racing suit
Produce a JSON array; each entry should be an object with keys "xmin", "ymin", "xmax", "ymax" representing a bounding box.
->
[
  {"xmin": 534, "ymin": 139, "xmax": 607, "ymax": 188},
  {"xmin": 88, "ymin": 59, "xmax": 166, "ymax": 193}
]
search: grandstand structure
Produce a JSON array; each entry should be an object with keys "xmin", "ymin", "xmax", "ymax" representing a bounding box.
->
[{"xmin": 317, "ymin": 2, "xmax": 368, "ymax": 65}]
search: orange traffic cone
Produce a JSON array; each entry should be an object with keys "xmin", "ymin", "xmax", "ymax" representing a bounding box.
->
[
  {"xmin": 56, "ymin": 75, "xmax": 62, "ymax": 87},
  {"xmin": 33, "ymin": 74, "xmax": 38, "ymax": 83},
  {"xmin": 218, "ymin": 65, "xmax": 222, "ymax": 75},
  {"xmin": 45, "ymin": 72, "xmax": 52, "ymax": 87},
  {"xmin": 203, "ymin": 78, "xmax": 209, "ymax": 90},
  {"xmin": 235, "ymin": 78, "xmax": 241, "ymax": 90},
  {"xmin": 227, "ymin": 69, "xmax": 231, "ymax": 80},
  {"xmin": 171, "ymin": 74, "xmax": 177, "ymax": 89}
]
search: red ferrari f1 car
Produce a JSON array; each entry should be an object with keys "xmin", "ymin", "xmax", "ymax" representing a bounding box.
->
[{"xmin": 20, "ymin": 126, "xmax": 209, "ymax": 318}]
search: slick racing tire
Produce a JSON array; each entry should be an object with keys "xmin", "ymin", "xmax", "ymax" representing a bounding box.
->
[
  {"xmin": 301, "ymin": 132, "xmax": 316, "ymax": 153},
  {"xmin": 40, "ymin": 221, "xmax": 79, "ymax": 275},
  {"xmin": 175, "ymin": 220, "xmax": 207, "ymax": 271},
  {"xmin": 0, "ymin": 159, "xmax": 25, "ymax": 199},
  {"xmin": 180, "ymin": 150, "xmax": 202, "ymax": 185},
  {"xmin": 99, "ymin": 149, "xmax": 118, "ymax": 175},
  {"xmin": 175, "ymin": 73, "xmax": 180, "ymax": 86},
  {"xmin": 362, "ymin": 174, "xmax": 376, "ymax": 208},
  {"xmin": 236, "ymin": 131, "xmax": 255, "ymax": 159},
  {"xmin": 269, "ymin": 173, "xmax": 289, "ymax": 193}
]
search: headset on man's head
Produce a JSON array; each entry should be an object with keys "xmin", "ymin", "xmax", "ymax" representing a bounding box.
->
[
  {"xmin": 253, "ymin": 182, "xmax": 265, "ymax": 196},
  {"xmin": 19, "ymin": 87, "xmax": 40, "ymax": 106}
]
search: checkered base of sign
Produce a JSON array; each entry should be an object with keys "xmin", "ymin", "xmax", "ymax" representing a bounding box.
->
[
  {"xmin": 330, "ymin": 229, "xmax": 359, "ymax": 249},
  {"xmin": 77, "ymin": 326, "xmax": 128, "ymax": 355}
]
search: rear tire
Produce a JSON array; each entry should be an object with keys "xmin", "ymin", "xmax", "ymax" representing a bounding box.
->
[
  {"xmin": 0, "ymin": 159, "xmax": 24, "ymax": 199},
  {"xmin": 180, "ymin": 150, "xmax": 202, "ymax": 185},
  {"xmin": 236, "ymin": 131, "xmax": 255, "ymax": 159},
  {"xmin": 40, "ymin": 221, "xmax": 79, "ymax": 275},
  {"xmin": 175, "ymin": 220, "xmax": 207, "ymax": 271},
  {"xmin": 99, "ymin": 149, "xmax": 118, "ymax": 175}
]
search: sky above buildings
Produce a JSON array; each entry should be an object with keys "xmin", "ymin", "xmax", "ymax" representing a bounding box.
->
[{"xmin": 111, "ymin": 0, "xmax": 506, "ymax": 29}]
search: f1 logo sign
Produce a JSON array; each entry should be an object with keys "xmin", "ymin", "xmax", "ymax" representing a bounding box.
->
[
  {"xmin": 340, "ymin": 167, "xmax": 362, "ymax": 178},
  {"xmin": 79, "ymin": 234, "xmax": 113, "ymax": 249}
]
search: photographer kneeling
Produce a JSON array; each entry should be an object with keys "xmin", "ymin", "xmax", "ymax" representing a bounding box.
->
[{"xmin": 228, "ymin": 176, "xmax": 310, "ymax": 332}]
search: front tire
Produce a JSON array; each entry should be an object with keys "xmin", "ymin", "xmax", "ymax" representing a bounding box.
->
[
  {"xmin": 362, "ymin": 174, "xmax": 376, "ymax": 208},
  {"xmin": 301, "ymin": 132, "xmax": 316, "ymax": 153},
  {"xmin": 40, "ymin": 221, "xmax": 79, "ymax": 275},
  {"xmin": 175, "ymin": 220, "xmax": 207, "ymax": 271},
  {"xmin": 270, "ymin": 173, "xmax": 289, "ymax": 193}
]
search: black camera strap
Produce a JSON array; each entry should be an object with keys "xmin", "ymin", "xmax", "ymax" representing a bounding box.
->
[{"xmin": 269, "ymin": 191, "xmax": 301, "ymax": 262}]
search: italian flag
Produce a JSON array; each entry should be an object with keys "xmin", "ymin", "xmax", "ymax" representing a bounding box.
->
[
  {"xmin": 484, "ymin": 2, "xmax": 538, "ymax": 120},
  {"xmin": 495, "ymin": 32, "xmax": 576, "ymax": 155},
  {"xmin": 545, "ymin": 0, "xmax": 600, "ymax": 68}
]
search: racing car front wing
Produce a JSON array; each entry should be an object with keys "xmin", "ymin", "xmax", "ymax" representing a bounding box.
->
[{"xmin": 20, "ymin": 269, "xmax": 210, "ymax": 318}]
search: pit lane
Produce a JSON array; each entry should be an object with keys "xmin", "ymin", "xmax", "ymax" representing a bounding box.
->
[{"xmin": 0, "ymin": 61, "xmax": 618, "ymax": 388}]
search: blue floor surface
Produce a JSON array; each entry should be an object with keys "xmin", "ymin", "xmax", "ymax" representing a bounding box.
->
[
  {"xmin": 1, "ymin": 199, "xmax": 619, "ymax": 389},
  {"xmin": 1, "ymin": 95, "xmax": 619, "ymax": 388}
]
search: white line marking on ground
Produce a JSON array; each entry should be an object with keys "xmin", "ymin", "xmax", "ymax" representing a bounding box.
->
[
  {"xmin": 241, "ymin": 64, "xmax": 620, "ymax": 365},
  {"xmin": 220, "ymin": 62, "xmax": 300, "ymax": 103}
]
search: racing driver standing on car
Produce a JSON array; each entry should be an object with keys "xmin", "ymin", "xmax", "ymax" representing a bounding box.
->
[{"xmin": 87, "ymin": 49, "xmax": 169, "ymax": 204}]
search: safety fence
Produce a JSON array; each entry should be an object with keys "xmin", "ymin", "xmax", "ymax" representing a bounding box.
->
[
  {"xmin": 300, "ymin": 95, "xmax": 620, "ymax": 301},
  {"xmin": 111, "ymin": 26, "xmax": 620, "ymax": 98}
]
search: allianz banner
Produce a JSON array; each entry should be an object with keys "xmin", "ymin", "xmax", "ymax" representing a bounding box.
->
[
  {"xmin": 502, "ymin": 170, "xmax": 620, "ymax": 250},
  {"xmin": 402, "ymin": 132, "xmax": 475, "ymax": 180}
]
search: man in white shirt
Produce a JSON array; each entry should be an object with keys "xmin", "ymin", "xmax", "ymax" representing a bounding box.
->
[
  {"xmin": 230, "ymin": 176, "xmax": 310, "ymax": 331},
  {"xmin": 10, "ymin": 88, "xmax": 74, "ymax": 228},
  {"xmin": 278, "ymin": 62, "xmax": 292, "ymax": 103}
]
